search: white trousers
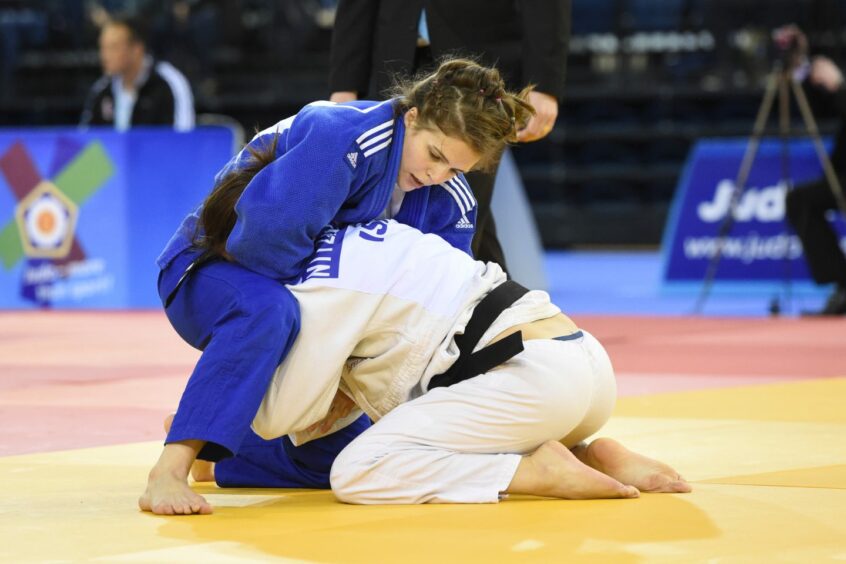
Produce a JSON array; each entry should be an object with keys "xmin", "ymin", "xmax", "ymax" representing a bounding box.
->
[{"xmin": 330, "ymin": 330, "xmax": 616, "ymax": 504}]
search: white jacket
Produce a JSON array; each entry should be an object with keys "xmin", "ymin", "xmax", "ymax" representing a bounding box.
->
[{"xmin": 252, "ymin": 221, "xmax": 559, "ymax": 444}]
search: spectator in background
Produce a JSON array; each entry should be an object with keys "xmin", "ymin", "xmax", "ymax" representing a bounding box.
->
[
  {"xmin": 151, "ymin": 0, "xmax": 220, "ymax": 100},
  {"xmin": 80, "ymin": 16, "xmax": 195, "ymax": 131},
  {"xmin": 0, "ymin": 4, "xmax": 48, "ymax": 100},
  {"xmin": 780, "ymin": 25, "xmax": 846, "ymax": 315},
  {"xmin": 328, "ymin": 0, "xmax": 570, "ymax": 272}
]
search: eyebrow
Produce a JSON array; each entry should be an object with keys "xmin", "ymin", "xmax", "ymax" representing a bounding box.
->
[{"xmin": 430, "ymin": 145, "xmax": 466, "ymax": 174}]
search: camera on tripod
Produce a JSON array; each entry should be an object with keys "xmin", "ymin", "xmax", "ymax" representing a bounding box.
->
[{"xmin": 695, "ymin": 24, "xmax": 846, "ymax": 315}]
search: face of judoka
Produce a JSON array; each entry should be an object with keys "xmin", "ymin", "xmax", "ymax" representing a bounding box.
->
[{"xmin": 398, "ymin": 107, "xmax": 481, "ymax": 192}]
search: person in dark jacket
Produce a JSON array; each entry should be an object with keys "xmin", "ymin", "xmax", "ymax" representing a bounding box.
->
[
  {"xmin": 328, "ymin": 0, "xmax": 570, "ymax": 271},
  {"xmin": 80, "ymin": 17, "xmax": 194, "ymax": 131},
  {"xmin": 780, "ymin": 25, "xmax": 846, "ymax": 314}
]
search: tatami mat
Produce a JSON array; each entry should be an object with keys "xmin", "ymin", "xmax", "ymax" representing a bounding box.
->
[
  {"xmin": 1, "ymin": 312, "xmax": 844, "ymax": 562},
  {"xmin": 1, "ymin": 377, "xmax": 844, "ymax": 563}
]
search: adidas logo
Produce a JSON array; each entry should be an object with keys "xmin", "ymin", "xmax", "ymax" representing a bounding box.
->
[
  {"xmin": 346, "ymin": 151, "xmax": 358, "ymax": 168},
  {"xmin": 455, "ymin": 215, "xmax": 474, "ymax": 229}
]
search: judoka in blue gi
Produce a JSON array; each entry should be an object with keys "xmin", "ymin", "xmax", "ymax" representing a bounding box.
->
[{"xmin": 139, "ymin": 58, "xmax": 538, "ymax": 515}]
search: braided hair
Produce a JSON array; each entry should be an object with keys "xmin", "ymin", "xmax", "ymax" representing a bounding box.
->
[{"xmin": 391, "ymin": 58, "xmax": 536, "ymax": 172}]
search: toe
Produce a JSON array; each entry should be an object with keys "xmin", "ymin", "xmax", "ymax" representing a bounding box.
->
[
  {"xmin": 671, "ymin": 480, "xmax": 692, "ymax": 493},
  {"xmin": 154, "ymin": 503, "xmax": 175, "ymax": 515},
  {"xmin": 192, "ymin": 494, "xmax": 213, "ymax": 514},
  {"xmin": 622, "ymin": 485, "xmax": 640, "ymax": 498},
  {"xmin": 138, "ymin": 494, "xmax": 150, "ymax": 512}
]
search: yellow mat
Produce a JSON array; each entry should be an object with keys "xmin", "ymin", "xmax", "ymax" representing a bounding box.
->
[{"xmin": 2, "ymin": 378, "xmax": 845, "ymax": 563}]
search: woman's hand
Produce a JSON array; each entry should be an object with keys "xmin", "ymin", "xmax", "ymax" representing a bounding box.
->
[{"xmin": 306, "ymin": 389, "xmax": 357, "ymax": 435}]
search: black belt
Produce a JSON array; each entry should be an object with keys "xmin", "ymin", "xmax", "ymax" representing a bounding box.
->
[
  {"xmin": 163, "ymin": 251, "xmax": 221, "ymax": 308},
  {"xmin": 428, "ymin": 280, "xmax": 529, "ymax": 390}
]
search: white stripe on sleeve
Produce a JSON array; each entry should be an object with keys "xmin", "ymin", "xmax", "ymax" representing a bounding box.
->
[
  {"xmin": 440, "ymin": 181, "xmax": 468, "ymax": 215},
  {"xmin": 447, "ymin": 178, "xmax": 472, "ymax": 211},
  {"xmin": 359, "ymin": 129, "xmax": 392, "ymax": 150},
  {"xmin": 356, "ymin": 119, "xmax": 394, "ymax": 145},
  {"xmin": 362, "ymin": 138, "xmax": 392, "ymax": 157},
  {"xmin": 453, "ymin": 175, "xmax": 477, "ymax": 208}
]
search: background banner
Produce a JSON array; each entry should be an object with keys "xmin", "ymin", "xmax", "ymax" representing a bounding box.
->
[
  {"xmin": 0, "ymin": 127, "xmax": 234, "ymax": 308},
  {"xmin": 662, "ymin": 138, "xmax": 846, "ymax": 282}
]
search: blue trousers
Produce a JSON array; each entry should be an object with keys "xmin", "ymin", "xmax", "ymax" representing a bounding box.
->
[
  {"xmin": 215, "ymin": 415, "xmax": 371, "ymax": 488},
  {"xmin": 159, "ymin": 248, "xmax": 368, "ymax": 475}
]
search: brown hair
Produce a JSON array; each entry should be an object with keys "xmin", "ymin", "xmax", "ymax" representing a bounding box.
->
[
  {"xmin": 104, "ymin": 17, "xmax": 148, "ymax": 47},
  {"xmin": 193, "ymin": 134, "xmax": 279, "ymax": 257},
  {"xmin": 391, "ymin": 57, "xmax": 536, "ymax": 171}
]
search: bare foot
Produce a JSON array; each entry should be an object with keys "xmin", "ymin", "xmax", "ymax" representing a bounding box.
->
[
  {"xmin": 138, "ymin": 468, "xmax": 214, "ymax": 515},
  {"xmin": 138, "ymin": 434, "xmax": 213, "ymax": 515},
  {"xmin": 507, "ymin": 440, "xmax": 639, "ymax": 500},
  {"xmin": 575, "ymin": 438, "xmax": 692, "ymax": 493},
  {"xmin": 163, "ymin": 413, "xmax": 215, "ymax": 483},
  {"xmin": 189, "ymin": 459, "xmax": 215, "ymax": 483}
]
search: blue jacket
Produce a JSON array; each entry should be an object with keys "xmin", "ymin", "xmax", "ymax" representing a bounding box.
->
[{"xmin": 157, "ymin": 99, "xmax": 477, "ymax": 281}]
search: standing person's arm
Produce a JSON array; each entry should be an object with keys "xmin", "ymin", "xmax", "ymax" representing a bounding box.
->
[
  {"xmin": 329, "ymin": 0, "xmax": 381, "ymax": 102},
  {"xmin": 156, "ymin": 61, "xmax": 195, "ymax": 131},
  {"xmin": 80, "ymin": 77, "xmax": 110, "ymax": 127},
  {"xmin": 773, "ymin": 26, "xmax": 844, "ymax": 119},
  {"xmin": 809, "ymin": 56, "xmax": 846, "ymax": 119},
  {"xmin": 516, "ymin": 0, "xmax": 570, "ymax": 142}
]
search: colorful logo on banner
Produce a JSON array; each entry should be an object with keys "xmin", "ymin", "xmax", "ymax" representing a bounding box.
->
[
  {"xmin": 0, "ymin": 139, "xmax": 114, "ymax": 305},
  {"xmin": 662, "ymin": 139, "xmax": 846, "ymax": 282},
  {"xmin": 15, "ymin": 180, "xmax": 78, "ymax": 259}
]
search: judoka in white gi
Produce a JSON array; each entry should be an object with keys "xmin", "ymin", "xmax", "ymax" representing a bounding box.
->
[{"xmin": 190, "ymin": 220, "xmax": 692, "ymax": 503}]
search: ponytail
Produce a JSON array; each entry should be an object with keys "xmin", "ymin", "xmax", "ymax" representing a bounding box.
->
[{"xmin": 193, "ymin": 134, "xmax": 279, "ymax": 257}]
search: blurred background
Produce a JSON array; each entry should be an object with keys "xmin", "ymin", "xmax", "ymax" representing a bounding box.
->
[{"xmin": 3, "ymin": 0, "xmax": 846, "ymax": 315}]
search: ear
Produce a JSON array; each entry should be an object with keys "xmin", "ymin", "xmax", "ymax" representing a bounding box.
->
[{"xmin": 404, "ymin": 107, "xmax": 418, "ymax": 129}]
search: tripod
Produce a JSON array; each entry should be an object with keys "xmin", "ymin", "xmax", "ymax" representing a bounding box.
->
[{"xmin": 693, "ymin": 60, "xmax": 846, "ymax": 314}]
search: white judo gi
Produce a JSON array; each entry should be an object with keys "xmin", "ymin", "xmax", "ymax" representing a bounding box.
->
[{"xmin": 253, "ymin": 220, "xmax": 617, "ymax": 504}]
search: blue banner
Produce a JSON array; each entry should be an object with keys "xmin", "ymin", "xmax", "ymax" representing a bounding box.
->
[
  {"xmin": 662, "ymin": 138, "xmax": 846, "ymax": 282},
  {"xmin": 0, "ymin": 127, "xmax": 234, "ymax": 308}
]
